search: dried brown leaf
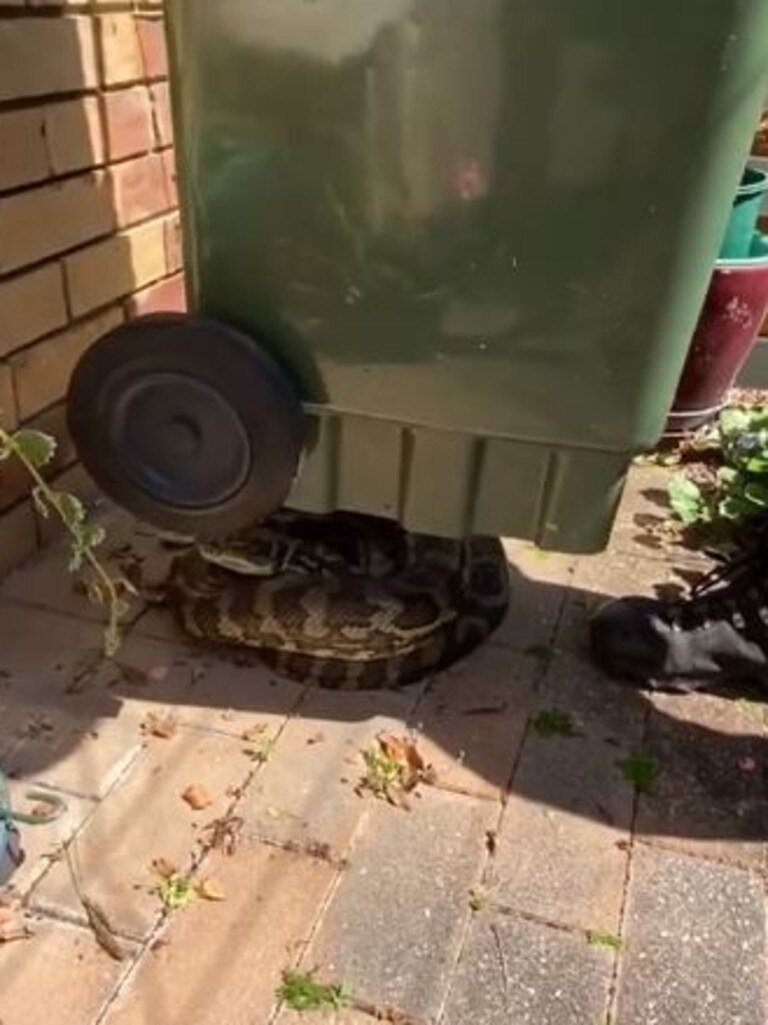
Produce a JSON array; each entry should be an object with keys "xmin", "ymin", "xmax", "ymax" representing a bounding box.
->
[
  {"xmin": 181, "ymin": 784, "xmax": 212, "ymax": 811},
  {"xmin": 141, "ymin": 712, "xmax": 177, "ymax": 739},
  {"xmin": 151, "ymin": 857, "xmax": 179, "ymax": 880},
  {"xmin": 241, "ymin": 723, "xmax": 267, "ymax": 742},
  {"xmin": 196, "ymin": 877, "xmax": 226, "ymax": 901}
]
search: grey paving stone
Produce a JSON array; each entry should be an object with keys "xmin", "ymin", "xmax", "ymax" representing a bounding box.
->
[
  {"xmin": 239, "ymin": 685, "xmax": 417, "ymax": 860},
  {"xmin": 307, "ymin": 787, "xmax": 495, "ymax": 1022},
  {"xmin": 492, "ymin": 655, "xmax": 644, "ymax": 932},
  {"xmin": 608, "ymin": 465, "xmax": 710, "ymax": 565},
  {"xmin": 495, "ymin": 540, "xmax": 575, "ymax": 652},
  {"xmin": 410, "ymin": 645, "xmax": 536, "ymax": 799},
  {"xmin": 636, "ymin": 690, "xmax": 768, "ymax": 868},
  {"xmin": 616, "ymin": 846, "xmax": 765, "ymax": 1025},
  {"xmin": 442, "ymin": 912, "xmax": 613, "ymax": 1025}
]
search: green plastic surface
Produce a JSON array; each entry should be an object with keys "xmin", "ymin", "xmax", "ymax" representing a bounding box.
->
[{"xmin": 164, "ymin": 0, "xmax": 768, "ymax": 551}]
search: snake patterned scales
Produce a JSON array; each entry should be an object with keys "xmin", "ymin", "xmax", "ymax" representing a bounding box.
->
[{"xmin": 169, "ymin": 510, "xmax": 509, "ymax": 689}]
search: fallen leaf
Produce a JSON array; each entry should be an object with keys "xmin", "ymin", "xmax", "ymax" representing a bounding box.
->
[
  {"xmin": 181, "ymin": 784, "xmax": 212, "ymax": 811},
  {"xmin": 242, "ymin": 723, "xmax": 268, "ymax": 742},
  {"xmin": 196, "ymin": 877, "xmax": 226, "ymax": 901},
  {"xmin": 199, "ymin": 815, "xmax": 242, "ymax": 856},
  {"xmin": 141, "ymin": 712, "xmax": 177, "ymax": 739},
  {"xmin": 28, "ymin": 799, "xmax": 60, "ymax": 821},
  {"xmin": 151, "ymin": 857, "xmax": 179, "ymax": 879}
]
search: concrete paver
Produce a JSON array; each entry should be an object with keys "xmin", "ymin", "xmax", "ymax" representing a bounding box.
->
[
  {"xmin": 0, "ymin": 915, "xmax": 134, "ymax": 1025},
  {"xmin": 442, "ymin": 911, "xmax": 614, "ymax": 1025},
  {"xmin": 101, "ymin": 841, "xmax": 336, "ymax": 1025},
  {"xmin": 31, "ymin": 729, "xmax": 255, "ymax": 939},
  {"xmin": 0, "ymin": 466, "xmax": 765, "ymax": 1025},
  {"xmin": 616, "ymin": 845, "xmax": 765, "ymax": 1025},
  {"xmin": 637, "ymin": 689, "xmax": 768, "ymax": 868},
  {"xmin": 306, "ymin": 787, "xmax": 495, "ymax": 1023},
  {"xmin": 239, "ymin": 685, "xmax": 417, "ymax": 860},
  {"xmin": 409, "ymin": 645, "xmax": 536, "ymax": 799},
  {"xmin": 492, "ymin": 655, "xmax": 645, "ymax": 932}
]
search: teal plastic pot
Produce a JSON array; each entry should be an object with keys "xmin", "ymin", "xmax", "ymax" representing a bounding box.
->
[{"xmin": 719, "ymin": 166, "xmax": 768, "ymax": 259}]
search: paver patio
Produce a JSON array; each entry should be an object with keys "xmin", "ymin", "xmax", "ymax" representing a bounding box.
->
[{"xmin": 0, "ymin": 464, "xmax": 765, "ymax": 1025}]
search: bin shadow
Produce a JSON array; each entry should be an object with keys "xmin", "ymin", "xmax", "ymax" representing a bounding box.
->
[{"xmin": 1, "ymin": 533, "xmax": 765, "ymax": 852}]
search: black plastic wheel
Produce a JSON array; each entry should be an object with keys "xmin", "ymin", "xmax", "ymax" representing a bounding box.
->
[{"xmin": 67, "ymin": 313, "xmax": 305, "ymax": 537}]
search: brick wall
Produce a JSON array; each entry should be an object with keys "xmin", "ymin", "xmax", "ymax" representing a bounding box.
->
[{"xmin": 0, "ymin": 3, "xmax": 184, "ymax": 575}]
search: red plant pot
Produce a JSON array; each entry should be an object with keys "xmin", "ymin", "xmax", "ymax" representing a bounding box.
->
[{"xmin": 664, "ymin": 240, "xmax": 768, "ymax": 439}]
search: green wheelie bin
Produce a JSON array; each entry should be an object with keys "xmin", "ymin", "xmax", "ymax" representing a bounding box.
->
[{"xmin": 67, "ymin": 0, "xmax": 768, "ymax": 552}]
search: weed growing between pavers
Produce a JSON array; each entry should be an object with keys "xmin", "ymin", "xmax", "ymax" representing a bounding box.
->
[
  {"xmin": 618, "ymin": 752, "xmax": 659, "ymax": 795},
  {"xmin": 356, "ymin": 734, "xmax": 435, "ymax": 809},
  {"xmin": 586, "ymin": 929, "xmax": 624, "ymax": 952},
  {"xmin": 531, "ymin": 708, "xmax": 579, "ymax": 738},
  {"xmin": 277, "ymin": 970, "xmax": 352, "ymax": 1013},
  {"xmin": 524, "ymin": 643, "xmax": 560, "ymax": 670}
]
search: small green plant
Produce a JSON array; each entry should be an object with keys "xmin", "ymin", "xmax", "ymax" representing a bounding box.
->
[
  {"xmin": 156, "ymin": 873, "xmax": 197, "ymax": 911},
  {"xmin": 469, "ymin": 887, "xmax": 490, "ymax": 912},
  {"xmin": 668, "ymin": 406, "xmax": 768, "ymax": 535},
  {"xmin": 524, "ymin": 644, "xmax": 559, "ymax": 670},
  {"xmin": 0, "ymin": 423, "xmax": 131, "ymax": 655},
  {"xmin": 587, "ymin": 930, "xmax": 624, "ymax": 952},
  {"xmin": 618, "ymin": 752, "xmax": 659, "ymax": 795},
  {"xmin": 531, "ymin": 708, "xmax": 578, "ymax": 738},
  {"xmin": 359, "ymin": 744, "xmax": 405, "ymax": 798},
  {"xmin": 276, "ymin": 970, "xmax": 351, "ymax": 1013}
]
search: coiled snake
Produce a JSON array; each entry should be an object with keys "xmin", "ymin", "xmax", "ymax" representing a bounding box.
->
[{"xmin": 169, "ymin": 510, "xmax": 509, "ymax": 689}]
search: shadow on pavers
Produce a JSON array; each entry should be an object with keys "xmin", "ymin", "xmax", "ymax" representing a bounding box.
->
[{"xmin": 0, "ymin": 529, "xmax": 765, "ymax": 853}]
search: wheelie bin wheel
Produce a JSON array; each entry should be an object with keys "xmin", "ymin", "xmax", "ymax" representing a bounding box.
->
[{"xmin": 67, "ymin": 313, "xmax": 305, "ymax": 537}]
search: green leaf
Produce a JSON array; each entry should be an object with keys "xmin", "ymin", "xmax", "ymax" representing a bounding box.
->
[
  {"xmin": 587, "ymin": 930, "xmax": 624, "ymax": 952},
  {"xmin": 524, "ymin": 644, "xmax": 559, "ymax": 669},
  {"xmin": 57, "ymin": 492, "xmax": 86, "ymax": 530},
  {"xmin": 718, "ymin": 407, "xmax": 752, "ymax": 437},
  {"xmin": 667, "ymin": 475, "xmax": 706, "ymax": 525},
  {"xmin": 12, "ymin": 429, "xmax": 56, "ymax": 468},
  {"xmin": 618, "ymin": 752, "xmax": 659, "ymax": 795},
  {"xmin": 744, "ymin": 481, "xmax": 768, "ymax": 508},
  {"xmin": 276, "ymin": 971, "xmax": 352, "ymax": 1013},
  {"xmin": 531, "ymin": 708, "xmax": 578, "ymax": 738}
]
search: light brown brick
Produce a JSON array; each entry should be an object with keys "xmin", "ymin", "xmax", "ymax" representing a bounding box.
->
[
  {"xmin": 129, "ymin": 272, "xmax": 186, "ymax": 316},
  {"xmin": 11, "ymin": 306, "xmax": 123, "ymax": 420},
  {"xmin": 164, "ymin": 211, "xmax": 183, "ymax": 272},
  {"xmin": 110, "ymin": 152, "xmax": 170, "ymax": 227},
  {"xmin": 45, "ymin": 96, "xmax": 105, "ymax": 175},
  {"xmin": 0, "ymin": 264, "xmax": 68, "ymax": 358},
  {"xmin": 98, "ymin": 13, "xmax": 143, "ymax": 86},
  {"xmin": 150, "ymin": 79, "xmax": 173, "ymax": 146},
  {"xmin": 0, "ymin": 108, "xmax": 49, "ymax": 191},
  {"xmin": 0, "ymin": 173, "xmax": 116, "ymax": 275},
  {"xmin": 136, "ymin": 14, "xmax": 168, "ymax": 79},
  {"xmin": 101, "ymin": 843, "xmax": 335, "ymax": 1025},
  {"xmin": 65, "ymin": 219, "xmax": 167, "ymax": 316},
  {"xmin": 161, "ymin": 145, "xmax": 177, "ymax": 204},
  {"xmin": 0, "ymin": 363, "xmax": 17, "ymax": 429},
  {"xmin": 0, "ymin": 17, "xmax": 97, "ymax": 102},
  {"xmin": 0, "ymin": 500, "xmax": 37, "ymax": 577},
  {"xmin": 0, "ymin": 917, "xmax": 129, "ymax": 1025},
  {"xmin": 102, "ymin": 86, "xmax": 154, "ymax": 161}
]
